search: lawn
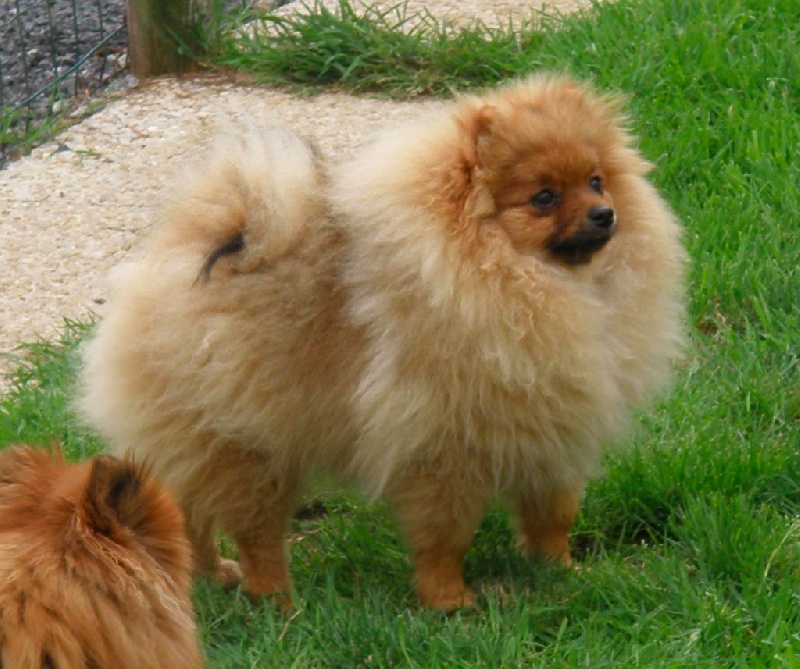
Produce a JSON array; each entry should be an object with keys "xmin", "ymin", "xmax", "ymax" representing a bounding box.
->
[{"xmin": 2, "ymin": 0, "xmax": 798, "ymax": 666}]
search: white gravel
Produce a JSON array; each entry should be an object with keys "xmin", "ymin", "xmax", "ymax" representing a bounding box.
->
[{"xmin": 0, "ymin": 0, "xmax": 594, "ymax": 382}]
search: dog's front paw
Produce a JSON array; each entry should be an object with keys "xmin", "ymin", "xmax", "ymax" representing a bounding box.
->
[
  {"xmin": 213, "ymin": 557, "xmax": 244, "ymax": 587},
  {"xmin": 246, "ymin": 588, "xmax": 294, "ymax": 613},
  {"xmin": 415, "ymin": 575, "xmax": 475, "ymax": 611}
]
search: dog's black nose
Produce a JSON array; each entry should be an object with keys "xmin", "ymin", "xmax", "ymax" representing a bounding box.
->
[{"xmin": 587, "ymin": 206, "xmax": 615, "ymax": 229}]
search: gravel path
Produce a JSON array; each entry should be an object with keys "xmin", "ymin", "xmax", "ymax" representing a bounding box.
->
[{"xmin": 0, "ymin": 0, "xmax": 593, "ymax": 383}]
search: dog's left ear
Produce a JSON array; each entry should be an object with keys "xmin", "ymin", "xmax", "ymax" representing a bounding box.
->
[{"xmin": 84, "ymin": 456, "xmax": 143, "ymax": 537}]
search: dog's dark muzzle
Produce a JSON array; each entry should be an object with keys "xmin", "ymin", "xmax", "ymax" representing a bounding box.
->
[
  {"xmin": 548, "ymin": 206, "xmax": 617, "ymax": 265},
  {"xmin": 586, "ymin": 205, "xmax": 616, "ymax": 231}
]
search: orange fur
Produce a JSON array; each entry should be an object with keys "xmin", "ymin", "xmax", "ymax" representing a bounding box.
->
[
  {"xmin": 78, "ymin": 76, "xmax": 686, "ymax": 610},
  {"xmin": 0, "ymin": 445, "xmax": 202, "ymax": 667}
]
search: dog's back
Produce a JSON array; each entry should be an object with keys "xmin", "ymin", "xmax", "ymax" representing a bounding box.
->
[{"xmin": 78, "ymin": 125, "xmax": 361, "ymax": 477}]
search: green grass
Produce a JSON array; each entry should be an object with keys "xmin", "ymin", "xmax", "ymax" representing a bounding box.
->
[
  {"xmin": 201, "ymin": 0, "xmax": 544, "ymax": 96},
  {"xmin": 0, "ymin": 104, "xmax": 69, "ymax": 165},
  {"xmin": 0, "ymin": 320, "xmax": 99, "ymax": 456},
  {"xmin": 2, "ymin": 0, "xmax": 800, "ymax": 666},
  {"xmin": 1, "ymin": 95, "xmax": 116, "ymax": 167}
]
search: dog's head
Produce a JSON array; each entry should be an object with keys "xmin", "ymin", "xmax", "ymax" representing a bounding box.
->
[
  {"xmin": 454, "ymin": 76, "xmax": 650, "ymax": 266},
  {"xmin": 0, "ymin": 445, "xmax": 192, "ymax": 591}
]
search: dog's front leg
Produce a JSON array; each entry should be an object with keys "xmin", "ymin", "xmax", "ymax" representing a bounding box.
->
[
  {"xmin": 386, "ymin": 460, "xmax": 491, "ymax": 611},
  {"xmin": 514, "ymin": 485, "xmax": 583, "ymax": 567}
]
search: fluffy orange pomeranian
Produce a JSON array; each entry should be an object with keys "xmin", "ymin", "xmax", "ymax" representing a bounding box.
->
[
  {"xmin": 0, "ymin": 445, "xmax": 202, "ymax": 668},
  {"xmin": 79, "ymin": 75, "xmax": 685, "ymax": 611}
]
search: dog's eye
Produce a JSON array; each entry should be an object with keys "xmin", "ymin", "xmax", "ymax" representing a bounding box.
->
[
  {"xmin": 530, "ymin": 189, "xmax": 560, "ymax": 209},
  {"xmin": 590, "ymin": 176, "xmax": 604, "ymax": 194}
]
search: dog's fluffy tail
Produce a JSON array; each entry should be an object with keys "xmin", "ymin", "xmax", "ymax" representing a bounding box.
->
[{"xmin": 148, "ymin": 125, "xmax": 326, "ymax": 283}]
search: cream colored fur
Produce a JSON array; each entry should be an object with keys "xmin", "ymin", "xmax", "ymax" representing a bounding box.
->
[{"xmin": 78, "ymin": 75, "xmax": 686, "ymax": 610}]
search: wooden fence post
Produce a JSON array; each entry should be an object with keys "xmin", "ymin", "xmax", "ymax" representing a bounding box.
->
[{"xmin": 126, "ymin": 0, "xmax": 210, "ymax": 79}]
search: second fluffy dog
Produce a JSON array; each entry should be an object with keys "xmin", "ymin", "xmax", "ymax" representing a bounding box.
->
[
  {"xmin": 79, "ymin": 75, "xmax": 685, "ymax": 610},
  {"xmin": 0, "ymin": 446, "xmax": 201, "ymax": 668}
]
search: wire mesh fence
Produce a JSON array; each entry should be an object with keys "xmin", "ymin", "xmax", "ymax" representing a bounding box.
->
[{"xmin": 0, "ymin": 0, "xmax": 128, "ymax": 168}]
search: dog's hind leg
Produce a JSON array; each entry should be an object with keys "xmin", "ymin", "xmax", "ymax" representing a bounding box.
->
[
  {"xmin": 205, "ymin": 446, "xmax": 302, "ymax": 611},
  {"xmin": 183, "ymin": 506, "xmax": 242, "ymax": 587},
  {"xmin": 514, "ymin": 485, "xmax": 582, "ymax": 567},
  {"xmin": 170, "ymin": 443, "xmax": 301, "ymax": 608}
]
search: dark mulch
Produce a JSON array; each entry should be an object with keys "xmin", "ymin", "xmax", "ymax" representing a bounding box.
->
[{"xmin": 0, "ymin": 0, "xmax": 128, "ymax": 112}]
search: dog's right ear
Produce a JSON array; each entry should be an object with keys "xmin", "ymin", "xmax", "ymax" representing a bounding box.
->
[
  {"xmin": 453, "ymin": 104, "xmax": 501, "ymax": 220},
  {"xmin": 84, "ymin": 456, "xmax": 144, "ymax": 537},
  {"xmin": 457, "ymin": 104, "xmax": 497, "ymax": 172},
  {"xmin": 472, "ymin": 104, "xmax": 497, "ymax": 140}
]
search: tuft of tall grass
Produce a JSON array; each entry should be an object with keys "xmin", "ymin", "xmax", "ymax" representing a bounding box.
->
[
  {"xmin": 0, "ymin": 319, "xmax": 100, "ymax": 459},
  {"xmin": 201, "ymin": 0, "xmax": 549, "ymax": 96}
]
